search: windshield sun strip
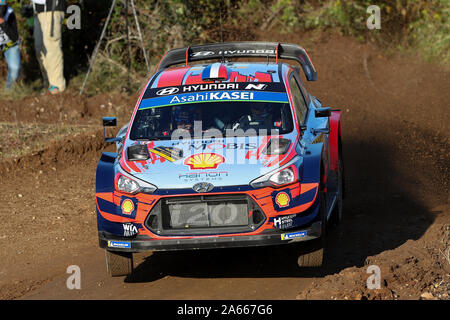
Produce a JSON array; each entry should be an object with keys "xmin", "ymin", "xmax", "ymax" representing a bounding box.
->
[{"xmin": 138, "ymin": 99, "xmax": 288, "ymax": 111}]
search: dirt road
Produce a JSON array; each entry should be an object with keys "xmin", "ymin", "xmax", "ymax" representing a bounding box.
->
[{"xmin": 0, "ymin": 33, "xmax": 448, "ymax": 300}]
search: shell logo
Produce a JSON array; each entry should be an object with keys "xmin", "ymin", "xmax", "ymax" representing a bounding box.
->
[
  {"xmin": 121, "ymin": 199, "xmax": 135, "ymax": 215},
  {"xmin": 275, "ymin": 192, "xmax": 290, "ymax": 208},
  {"xmin": 184, "ymin": 153, "xmax": 225, "ymax": 170}
]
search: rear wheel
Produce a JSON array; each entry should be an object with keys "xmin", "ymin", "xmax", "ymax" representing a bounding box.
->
[
  {"xmin": 297, "ymin": 190, "xmax": 326, "ymax": 268},
  {"xmin": 105, "ymin": 250, "xmax": 134, "ymax": 277}
]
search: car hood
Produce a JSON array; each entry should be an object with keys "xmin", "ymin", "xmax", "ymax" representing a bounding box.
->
[{"xmin": 121, "ymin": 135, "xmax": 297, "ymax": 189}]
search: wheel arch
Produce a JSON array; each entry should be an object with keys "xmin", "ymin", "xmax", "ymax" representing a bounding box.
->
[{"xmin": 96, "ymin": 152, "xmax": 117, "ymax": 193}]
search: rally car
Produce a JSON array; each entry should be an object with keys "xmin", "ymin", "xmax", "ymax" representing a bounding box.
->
[{"xmin": 96, "ymin": 42, "xmax": 344, "ymax": 276}]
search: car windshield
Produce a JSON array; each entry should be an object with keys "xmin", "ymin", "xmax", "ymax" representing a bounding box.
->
[{"xmin": 129, "ymin": 101, "xmax": 294, "ymax": 141}]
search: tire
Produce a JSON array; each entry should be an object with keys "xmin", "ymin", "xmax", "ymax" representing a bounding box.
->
[
  {"xmin": 105, "ymin": 250, "xmax": 134, "ymax": 277},
  {"xmin": 297, "ymin": 190, "xmax": 326, "ymax": 268},
  {"xmin": 297, "ymin": 240, "xmax": 324, "ymax": 268}
]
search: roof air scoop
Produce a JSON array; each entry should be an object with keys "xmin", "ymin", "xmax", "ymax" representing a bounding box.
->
[{"xmin": 202, "ymin": 63, "xmax": 228, "ymax": 81}]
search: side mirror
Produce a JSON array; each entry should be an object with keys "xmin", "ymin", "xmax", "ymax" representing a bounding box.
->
[
  {"xmin": 102, "ymin": 117, "xmax": 120, "ymax": 143},
  {"xmin": 103, "ymin": 117, "xmax": 117, "ymax": 127},
  {"xmin": 315, "ymin": 107, "xmax": 331, "ymax": 118}
]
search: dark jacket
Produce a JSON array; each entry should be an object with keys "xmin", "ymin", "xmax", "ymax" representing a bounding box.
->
[
  {"xmin": 0, "ymin": 6, "xmax": 19, "ymax": 44},
  {"xmin": 33, "ymin": 0, "xmax": 66, "ymax": 14}
]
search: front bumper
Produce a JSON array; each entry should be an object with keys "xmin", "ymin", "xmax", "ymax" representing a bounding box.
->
[{"xmin": 99, "ymin": 221, "xmax": 322, "ymax": 252}]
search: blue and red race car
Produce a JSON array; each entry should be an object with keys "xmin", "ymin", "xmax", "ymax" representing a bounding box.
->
[{"xmin": 96, "ymin": 42, "xmax": 344, "ymax": 276}]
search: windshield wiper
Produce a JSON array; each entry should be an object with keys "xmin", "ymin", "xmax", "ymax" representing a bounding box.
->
[{"xmin": 135, "ymin": 137, "xmax": 166, "ymax": 141}]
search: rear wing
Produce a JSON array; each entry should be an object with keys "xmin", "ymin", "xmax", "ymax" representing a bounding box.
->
[{"xmin": 157, "ymin": 42, "xmax": 317, "ymax": 81}]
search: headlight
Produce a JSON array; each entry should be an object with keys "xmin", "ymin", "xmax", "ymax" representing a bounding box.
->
[
  {"xmin": 269, "ymin": 167, "xmax": 295, "ymax": 185},
  {"xmin": 115, "ymin": 166, "xmax": 157, "ymax": 194},
  {"xmin": 117, "ymin": 175, "xmax": 140, "ymax": 194},
  {"xmin": 250, "ymin": 156, "xmax": 300, "ymax": 188}
]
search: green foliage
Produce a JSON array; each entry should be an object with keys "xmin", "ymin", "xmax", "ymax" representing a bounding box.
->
[
  {"xmin": 238, "ymin": 0, "xmax": 449, "ymax": 64},
  {"xmin": 271, "ymin": 0, "xmax": 299, "ymax": 32},
  {"xmin": 407, "ymin": 0, "xmax": 450, "ymax": 64}
]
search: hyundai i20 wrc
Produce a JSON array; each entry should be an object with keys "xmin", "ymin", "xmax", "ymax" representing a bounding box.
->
[{"xmin": 96, "ymin": 42, "xmax": 344, "ymax": 276}]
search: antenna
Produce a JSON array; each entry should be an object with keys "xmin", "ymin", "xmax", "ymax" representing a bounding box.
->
[
  {"xmin": 80, "ymin": 0, "xmax": 150, "ymax": 95},
  {"xmin": 219, "ymin": 3, "xmax": 225, "ymax": 63},
  {"xmin": 219, "ymin": 1, "xmax": 224, "ymax": 43}
]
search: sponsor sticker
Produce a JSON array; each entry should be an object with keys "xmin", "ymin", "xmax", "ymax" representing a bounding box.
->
[
  {"xmin": 148, "ymin": 146, "xmax": 183, "ymax": 162},
  {"xmin": 123, "ymin": 223, "xmax": 139, "ymax": 237},
  {"xmin": 178, "ymin": 171, "xmax": 228, "ymax": 182},
  {"xmin": 156, "ymin": 87, "xmax": 180, "ymax": 96},
  {"xmin": 193, "ymin": 49, "xmax": 275, "ymax": 56},
  {"xmin": 146, "ymin": 82, "xmax": 282, "ymax": 98},
  {"xmin": 169, "ymin": 91, "xmax": 254, "ymax": 104},
  {"xmin": 139, "ymin": 91, "xmax": 289, "ymax": 110},
  {"xmin": 121, "ymin": 199, "xmax": 135, "ymax": 215},
  {"xmin": 184, "ymin": 153, "xmax": 225, "ymax": 170},
  {"xmin": 273, "ymin": 214, "xmax": 296, "ymax": 229},
  {"xmin": 107, "ymin": 240, "xmax": 131, "ymax": 248},
  {"xmin": 281, "ymin": 231, "xmax": 307, "ymax": 240},
  {"xmin": 172, "ymin": 140, "xmax": 258, "ymax": 151},
  {"xmin": 272, "ymin": 189, "xmax": 294, "ymax": 211},
  {"xmin": 275, "ymin": 192, "xmax": 290, "ymax": 208}
]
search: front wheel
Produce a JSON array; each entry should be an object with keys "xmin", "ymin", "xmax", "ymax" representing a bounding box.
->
[
  {"xmin": 297, "ymin": 190, "xmax": 326, "ymax": 268},
  {"xmin": 297, "ymin": 240, "xmax": 324, "ymax": 268},
  {"xmin": 105, "ymin": 250, "xmax": 133, "ymax": 277}
]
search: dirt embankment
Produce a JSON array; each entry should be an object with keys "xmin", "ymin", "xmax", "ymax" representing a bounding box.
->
[
  {"xmin": 0, "ymin": 91, "xmax": 138, "ymax": 173},
  {"xmin": 0, "ymin": 32, "xmax": 448, "ymax": 300},
  {"xmin": 0, "ymin": 91, "xmax": 138, "ymax": 124}
]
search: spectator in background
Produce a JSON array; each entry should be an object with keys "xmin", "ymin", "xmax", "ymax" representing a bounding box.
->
[
  {"xmin": 32, "ymin": 0, "xmax": 66, "ymax": 94},
  {"xmin": 0, "ymin": 0, "xmax": 20, "ymax": 90}
]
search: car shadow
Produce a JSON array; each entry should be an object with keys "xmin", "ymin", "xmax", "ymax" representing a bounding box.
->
[{"xmin": 125, "ymin": 127, "xmax": 438, "ymax": 283}]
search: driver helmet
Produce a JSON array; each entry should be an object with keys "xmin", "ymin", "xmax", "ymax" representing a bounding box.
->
[
  {"xmin": 173, "ymin": 106, "xmax": 193, "ymax": 126},
  {"xmin": 250, "ymin": 103, "xmax": 273, "ymax": 119}
]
